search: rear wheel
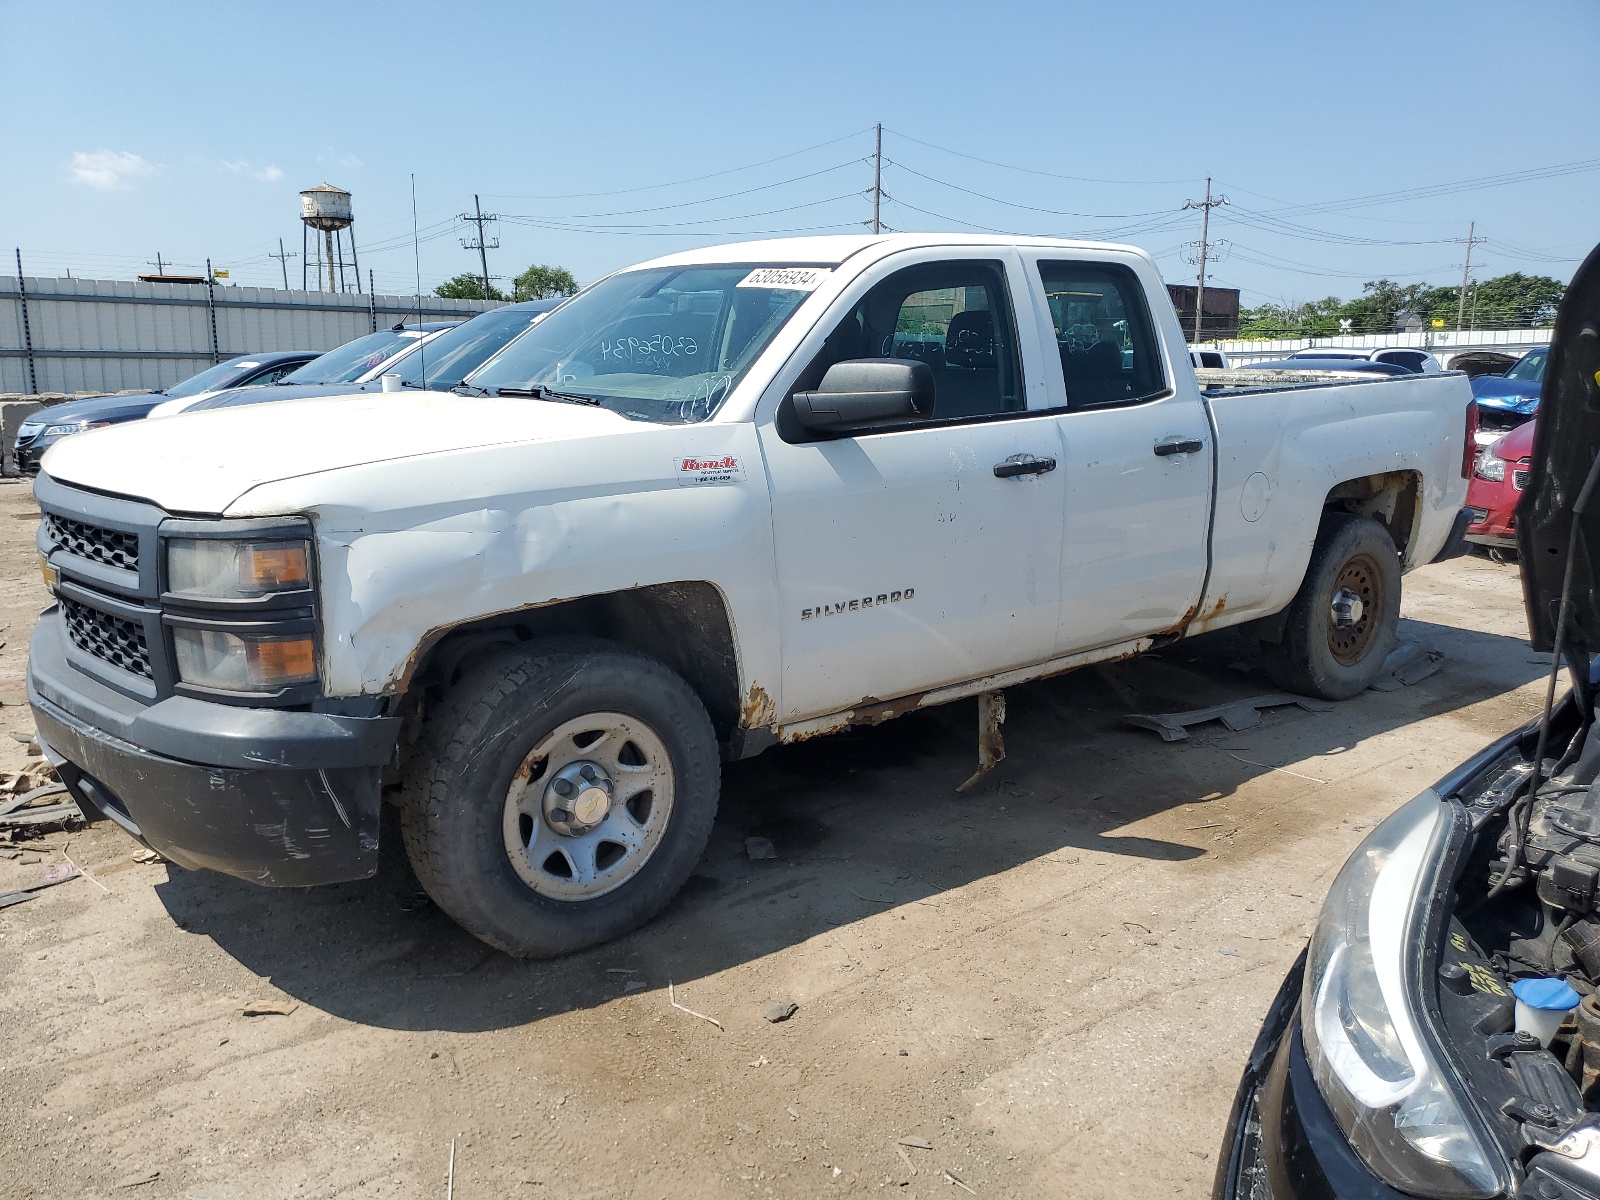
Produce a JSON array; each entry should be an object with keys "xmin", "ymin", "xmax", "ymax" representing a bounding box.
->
[
  {"xmin": 1260, "ymin": 513, "xmax": 1401, "ymax": 700},
  {"xmin": 401, "ymin": 638, "xmax": 719, "ymax": 958}
]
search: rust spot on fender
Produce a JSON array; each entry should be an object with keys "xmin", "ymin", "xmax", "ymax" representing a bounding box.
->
[
  {"xmin": 741, "ymin": 683, "xmax": 777, "ymax": 730},
  {"xmin": 1205, "ymin": 593, "xmax": 1228, "ymax": 620}
]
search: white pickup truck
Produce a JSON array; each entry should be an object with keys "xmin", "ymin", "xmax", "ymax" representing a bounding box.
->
[{"xmin": 27, "ymin": 234, "xmax": 1475, "ymax": 956}]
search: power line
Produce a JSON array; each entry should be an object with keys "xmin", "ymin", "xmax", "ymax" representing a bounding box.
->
[
  {"xmin": 884, "ymin": 127, "xmax": 1194, "ymax": 186},
  {"xmin": 482, "ymin": 128, "xmax": 874, "ymax": 201}
]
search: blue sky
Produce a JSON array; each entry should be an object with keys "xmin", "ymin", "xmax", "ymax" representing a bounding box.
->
[{"xmin": 2, "ymin": 0, "xmax": 1595, "ymax": 308}]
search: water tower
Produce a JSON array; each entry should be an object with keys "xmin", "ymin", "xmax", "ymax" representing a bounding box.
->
[{"xmin": 299, "ymin": 183, "xmax": 360, "ymax": 293}]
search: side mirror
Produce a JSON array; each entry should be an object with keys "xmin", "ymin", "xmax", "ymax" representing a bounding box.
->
[{"xmin": 789, "ymin": 359, "xmax": 935, "ymax": 433}]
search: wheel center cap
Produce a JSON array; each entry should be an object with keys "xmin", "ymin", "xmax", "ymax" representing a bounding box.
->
[
  {"xmin": 543, "ymin": 761, "xmax": 612, "ymax": 836},
  {"xmin": 1330, "ymin": 587, "xmax": 1365, "ymax": 628},
  {"xmin": 572, "ymin": 786, "xmax": 609, "ymax": 825}
]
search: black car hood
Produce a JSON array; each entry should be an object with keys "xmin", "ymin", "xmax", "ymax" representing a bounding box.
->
[
  {"xmin": 1518, "ymin": 239, "xmax": 1600, "ymax": 652},
  {"xmin": 28, "ymin": 391, "xmax": 166, "ymax": 425}
]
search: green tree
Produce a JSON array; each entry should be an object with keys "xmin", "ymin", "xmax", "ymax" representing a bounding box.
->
[
  {"xmin": 1238, "ymin": 297, "xmax": 1343, "ymax": 339},
  {"xmin": 1468, "ymin": 273, "xmax": 1565, "ymax": 328},
  {"xmin": 514, "ymin": 264, "xmax": 578, "ymax": 301},
  {"xmin": 434, "ymin": 273, "xmax": 507, "ymax": 301}
]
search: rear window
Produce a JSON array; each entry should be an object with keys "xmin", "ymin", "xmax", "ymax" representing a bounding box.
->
[
  {"xmin": 283, "ymin": 329, "xmax": 426, "ymax": 385},
  {"xmin": 1037, "ymin": 261, "xmax": 1165, "ymax": 409}
]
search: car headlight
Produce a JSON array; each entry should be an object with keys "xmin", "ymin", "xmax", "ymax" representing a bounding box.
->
[
  {"xmin": 41, "ymin": 420, "xmax": 108, "ymax": 437},
  {"xmin": 167, "ymin": 538, "xmax": 311, "ymax": 599},
  {"xmin": 171, "ymin": 627, "xmax": 318, "ymax": 691},
  {"xmin": 1302, "ymin": 792, "xmax": 1501, "ymax": 1197},
  {"xmin": 1473, "ymin": 453, "xmax": 1506, "ymax": 483}
]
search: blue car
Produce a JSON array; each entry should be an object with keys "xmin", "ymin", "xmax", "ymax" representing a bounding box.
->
[
  {"xmin": 1472, "ymin": 345, "xmax": 1548, "ymax": 447},
  {"xmin": 14, "ymin": 350, "xmax": 316, "ymax": 474}
]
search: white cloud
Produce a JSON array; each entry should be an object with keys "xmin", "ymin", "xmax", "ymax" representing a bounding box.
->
[
  {"xmin": 67, "ymin": 150, "xmax": 155, "ymax": 191},
  {"xmin": 222, "ymin": 160, "xmax": 284, "ymax": 183}
]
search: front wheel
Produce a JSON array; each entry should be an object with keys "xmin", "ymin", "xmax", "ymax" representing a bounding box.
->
[
  {"xmin": 1260, "ymin": 513, "xmax": 1401, "ymax": 701},
  {"xmin": 401, "ymin": 638, "xmax": 720, "ymax": 958}
]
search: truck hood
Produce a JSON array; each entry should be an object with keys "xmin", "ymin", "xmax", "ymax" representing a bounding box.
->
[
  {"xmin": 1518, "ymin": 239, "xmax": 1600, "ymax": 653},
  {"xmin": 39, "ymin": 391, "xmax": 640, "ymax": 515}
]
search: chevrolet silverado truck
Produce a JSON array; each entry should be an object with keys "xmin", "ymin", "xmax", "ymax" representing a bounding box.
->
[{"xmin": 27, "ymin": 234, "xmax": 1476, "ymax": 957}]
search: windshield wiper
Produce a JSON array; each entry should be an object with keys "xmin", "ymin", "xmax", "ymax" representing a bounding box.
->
[
  {"xmin": 451, "ymin": 384, "xmax": 491, "ymax": 397},
  {"xmin": 497, "ymin": 385, "xmax": 600, "ymax": 406}
]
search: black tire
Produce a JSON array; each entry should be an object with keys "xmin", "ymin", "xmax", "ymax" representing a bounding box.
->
[
  {"xmin": 1259, "ymin": 513, "xmax": 1401, "ymax": 701},
  {"xmin": 401, "ymin": 637, "xmax": 719, "ymax": 958}
]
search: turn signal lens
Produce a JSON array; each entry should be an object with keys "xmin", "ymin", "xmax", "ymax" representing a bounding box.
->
[
  {"xmin": 172, "ymin": 628, "xmax": 318, "ymax": 692},
  {"xmin": 246, "ymin": 635, "xmax": 317, "ymax": 684},
  {"xmin": 240, "ymin": 544, "xmax": 310, "ymax": 591}
]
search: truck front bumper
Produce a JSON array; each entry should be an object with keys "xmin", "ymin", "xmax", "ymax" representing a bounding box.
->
[{"xmin": 28, "ymin": 609, "xmax": 401, "ymax": 887}]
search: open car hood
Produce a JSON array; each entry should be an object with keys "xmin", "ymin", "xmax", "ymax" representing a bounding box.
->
[{"xmin": 1518, "ymin": 239, "xmax": 1600, "ymax": 652}]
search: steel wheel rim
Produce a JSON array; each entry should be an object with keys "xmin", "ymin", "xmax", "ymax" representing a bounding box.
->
[
  {"xmin": 501, "ymin": 712, "xmax": 675, "ymax": 902},
  {"xmin": 1327, "ymin": 553, "xmax": 1384, "ymax": 667}
]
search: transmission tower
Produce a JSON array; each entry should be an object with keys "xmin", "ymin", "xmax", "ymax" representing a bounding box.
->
[
  {"xmin": 459, "ymin": 194, "xmax": 501, "ymax": 299},
  {"xmin": 1182, "ymin": 179, "xmax": 1229, "ymax": 343}
]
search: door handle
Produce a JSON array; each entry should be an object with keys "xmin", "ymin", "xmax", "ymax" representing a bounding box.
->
[
  {"xmin": 994, "ymin": 454, "xmax": 1057, "ymax": 479},
  {"xmin": 1154, "ymin": 436, "xmax": 1205, "ymax": 457}
]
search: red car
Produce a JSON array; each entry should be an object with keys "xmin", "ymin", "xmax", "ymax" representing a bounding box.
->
[{"xmin": 1464, "ymin": 417, "xmax": 1535, "ymax": 559}]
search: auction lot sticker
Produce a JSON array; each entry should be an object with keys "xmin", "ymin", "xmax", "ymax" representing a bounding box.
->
[
  {"xmin": 737, "ymin": 267, "xmax": 832, "ymax": 291},
  {"xmin": 675, "ymin": 454, "xmax": 746, "ymax": 486}
]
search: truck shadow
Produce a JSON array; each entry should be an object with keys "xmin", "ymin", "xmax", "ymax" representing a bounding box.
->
[{"xmin": 153, "ymin": 613, "xmax": 1547, "ymax": 1033}]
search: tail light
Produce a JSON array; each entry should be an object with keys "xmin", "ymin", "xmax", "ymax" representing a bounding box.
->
[{"xmin": 1461, "ymin": 402, "xmax": 1479, "ymax": 479}]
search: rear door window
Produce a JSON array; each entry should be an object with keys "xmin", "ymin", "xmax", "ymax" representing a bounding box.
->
[{"xmin": 1036, "ymin": 262, "xmax": 1165, "ymax": 409}]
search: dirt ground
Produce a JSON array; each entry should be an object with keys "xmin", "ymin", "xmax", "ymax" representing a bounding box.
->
[{"xmin": 0, "ymin": 477, "xmax": 1554, "ymax": 1200}]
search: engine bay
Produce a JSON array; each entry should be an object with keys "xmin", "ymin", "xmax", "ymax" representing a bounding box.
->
[{"xmin": 1445, "ymin": 704, "xmax": 1600, "ymax": 1193}]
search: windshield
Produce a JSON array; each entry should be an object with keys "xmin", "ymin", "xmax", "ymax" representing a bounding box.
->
[
  {"xmin": 164, "ymin": 359, "xmax": 255, "ymax": 398},
  {"xmin": 282, "ymin": 329, "xmax": 425, "ymax": 385},
  {"xmin": 463, "ymin": 265, "xmax": 822, "ymax": 423},
  {"xmin": 391, "ymin": 308, "xmax": 548, "ymax": 390},
  {"xmin": 1506, "ymin": 347, "xmax": 1548, "ymax": 382}
]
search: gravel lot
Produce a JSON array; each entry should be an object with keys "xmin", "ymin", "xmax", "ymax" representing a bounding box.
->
[{"xmin": 0, "ymin": 476, "xmax": 1552, "ymax": 1200}]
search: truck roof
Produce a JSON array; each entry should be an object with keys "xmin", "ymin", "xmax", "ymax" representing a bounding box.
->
[{"xmin": 631, "ymin": 232, "xmax": 1147, "ymax": 271}]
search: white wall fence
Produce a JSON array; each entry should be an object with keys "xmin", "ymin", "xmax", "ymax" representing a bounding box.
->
[
  {"xmin": 0, "ymin": 276, "xmax": 499, "ymax": 395},
  {"xmin": 1199, "ymin": 327, "xmax": 1553, "ymax": 366}
]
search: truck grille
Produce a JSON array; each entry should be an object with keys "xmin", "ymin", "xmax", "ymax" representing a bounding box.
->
[
  {"xmin": 60, "ymin": 595, "xmax": 153, "ymax": 679},
  {"xmin": 44, "ymin": 513, "xmax": 140, "ymax": 572}
]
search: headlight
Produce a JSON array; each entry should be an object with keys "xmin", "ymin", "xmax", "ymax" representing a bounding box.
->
[
  {"xmin": 172, "ymin": 628, "xmax": 317, "ymax": 692},
  {"xmin": 167, "ymin": 538, "xmax": 310, "ymax": 599},
  {"xmin": 42, "ymin": 420, "xmax": 107, "ymax": 437},
  {"xmin": 1302, "ymin": 792, "xmax": 1501, "ymax": 1197},
  {"xmin": 1473, "ymin": 453, "xmax": 1506, "ymax": 483}
]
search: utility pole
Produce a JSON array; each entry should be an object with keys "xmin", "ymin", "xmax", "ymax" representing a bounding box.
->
[
  {"xmin": 1182, "ymin": 179, "xmax": 1229, "ymax": 344},
  {"xmin": 146, "ymin": 252, "xmax": 166, "ymax": 277},
  {"xmin": 268, "ymin": 238, "xmax": 297, "ymax": 290},
  {"xmin": 458, "ymin": 194, "xmax": 500, "ymax": 300},
  {"xmin": 871, "ymin": 123, "xmax": 883, "ymax": 235},
  {"xmin": 1455, "ymin": 221, "xmax": 1486, "ymax": 331}
]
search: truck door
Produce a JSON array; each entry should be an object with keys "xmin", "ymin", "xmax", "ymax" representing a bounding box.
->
[
  {"xmin": 756, "ymin": 252, "xmax": 1066, "ymax": 724},
  {"xmin": 1018, "ymin": 255, "xmax": 1213, "ymax": 652}
]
